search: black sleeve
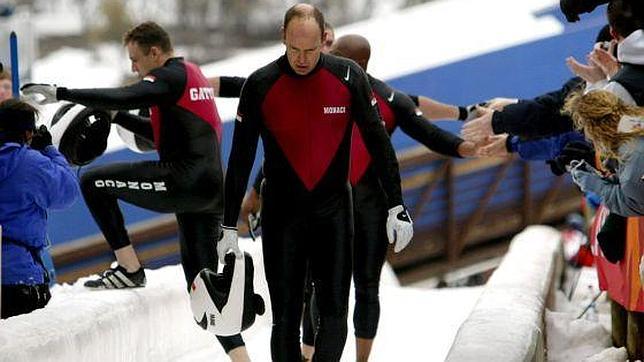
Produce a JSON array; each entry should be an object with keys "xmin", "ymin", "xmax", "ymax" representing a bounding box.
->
[
  {"xmin": 533, "ymin": 77, "xmax": 583, "ymax": 110},
  {"xmin": 407, "ymin": 94, "xmax": 420, "ymax": 107},
  {"xmin": 112, "ymin": 111, "xmax": 154, "ymax": 142},
  {"xmin": 392, "ymin": 91, "xmax": 463, "ymax": 158},
  {"xmin": 490, "ymin": 77, "xmax": 582, "ymax": 139},
  {"xmin": 223, "ymin": 75, "xmax": 261, "ymax": 227},
  {"xmin": 350, "ymin": 66, "xmax": 403, "ymax": 207},
  {"xmin": 56, "ymin": 69, "xmax": 177, "ymax": 110},
  {"xmin": 219, "ymin": 76, "xmax": 247, "ymax": 98}
]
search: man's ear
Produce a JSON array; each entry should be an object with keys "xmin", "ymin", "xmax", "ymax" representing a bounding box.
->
[
  {"xmin": 149, "ymin": 46, "xmax": 161, "ymax": 58},
  {"xmin": 280, "ymin": 26, "xmax": 286, "ymax": 45}
]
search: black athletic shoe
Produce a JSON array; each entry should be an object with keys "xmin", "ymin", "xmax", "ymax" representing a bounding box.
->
[{"xmin": 84, "ymin": 264, "xmax": 146, "ymax": 289}]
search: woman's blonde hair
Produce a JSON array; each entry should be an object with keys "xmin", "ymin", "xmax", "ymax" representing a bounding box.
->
[{"xmin": 563, "ymin": 90, "xmax": 644, "ymax": 160}]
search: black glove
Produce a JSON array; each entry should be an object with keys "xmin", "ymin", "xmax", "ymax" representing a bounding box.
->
[
  {"xmin": 560, "ymin": 0, "xmax": 609, "ymax": 22},
  {"xmin": 597, "ymin": 212, "xmax": 626, "ymax": 264},
  {"xmin": 30, "ymin": 125, "xmax": 53, "ymax": 150},
  {"xmin": 547, "ymin": 140, "xmax": 595, "ymax": 176}
]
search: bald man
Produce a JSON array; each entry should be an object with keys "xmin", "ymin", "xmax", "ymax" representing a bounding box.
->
[
  {"xmin": 298, "ymin": 34, "xmax": 477, "ymax": 361},
  {"xmin": 217, "ymin": 4, "xmax": 412, "ymax": 361}
]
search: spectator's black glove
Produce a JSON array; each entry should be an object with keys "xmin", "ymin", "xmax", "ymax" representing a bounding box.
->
[
  {"xmin": 547, "ymin": 140, "xmax": 595, "ymax": 176},
  {"xmin": 30, "ymin": 125, "xmax": 53, "ymax": 151},
  {"xmin": 560, "ymin": 0, "xmax": 609, "ymax": 22},
  {"xmin": 597, "ymin": 212, "xmax": 626, "ymax": 264}
]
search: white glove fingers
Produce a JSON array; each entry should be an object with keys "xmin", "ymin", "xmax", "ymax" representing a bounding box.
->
[{"xmin": 387, "ymin": 223, "xmax": 395, "ymax": 244}]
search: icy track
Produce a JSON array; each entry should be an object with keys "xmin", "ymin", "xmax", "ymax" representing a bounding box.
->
[{"xmin": 0, "ymin": 238, "xmax": 482, "ymax": 362}]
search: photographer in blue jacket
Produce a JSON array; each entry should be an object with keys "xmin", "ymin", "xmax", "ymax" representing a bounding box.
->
[{"xmin": 0, "ymin": 98, "xmax": 79, "ymax": 319}]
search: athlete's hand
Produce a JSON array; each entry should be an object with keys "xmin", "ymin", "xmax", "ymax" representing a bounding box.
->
[
  {"xmin": 386, "ymin": 205, "xmax": 414, "ymax": 253},
  {"xmin": 21, "ymin": 83, "xmax": 58, "ymax": 105},
  {"xmin": 217, "ymin": 226, "xmax": 242, "ymax": 265},
  {"xmin": 456, "ymin": 140, "xmax": 478, "ymax": 158},
  {"xmin": 240, "ymin": 189, "xmax": 261, "ymax": 235}
]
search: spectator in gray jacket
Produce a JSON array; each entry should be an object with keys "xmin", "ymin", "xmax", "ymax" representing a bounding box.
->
[{"xmin": 563, "ymin": 89, "xmax": 643, "ymax": 217}]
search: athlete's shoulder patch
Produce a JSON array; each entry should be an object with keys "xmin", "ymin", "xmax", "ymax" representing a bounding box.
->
[
  {"xmin": 143, "ymin": 75, "xmax": 156, "ymax": 83},
  {"xmin": 371, "ymin": 97, "xmax": 377, "ymax": 107}
]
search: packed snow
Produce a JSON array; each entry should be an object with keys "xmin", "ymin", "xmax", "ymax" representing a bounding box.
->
[{"xmin": 0, "ymin": 238, "xmax": 483, "ymax": 362}]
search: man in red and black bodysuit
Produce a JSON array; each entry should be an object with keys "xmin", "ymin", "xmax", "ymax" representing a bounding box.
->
[
  {"xmin": 22, "ymin": 21, "xmax": 250, "ymax": 361},
  {"xmin": 216, "ymin": 4, "xmax": 413, "ymax": 361}
]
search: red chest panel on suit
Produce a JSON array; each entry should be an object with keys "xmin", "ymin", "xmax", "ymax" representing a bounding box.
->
[
  {"xmin": 262, "ymin": 69, "xmax": 352, "ymax": 190},
  {"xmin": 349, "ymin": 92, "xmax": 396, "ymax": 185}
]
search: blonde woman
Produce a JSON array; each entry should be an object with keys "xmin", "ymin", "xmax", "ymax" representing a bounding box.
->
[{"xmin": 563, "ymin": 89, "xmax": 644, "ymax": 217}]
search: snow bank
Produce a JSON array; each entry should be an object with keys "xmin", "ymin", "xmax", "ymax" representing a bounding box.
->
[
  {"xmin": 445, "ymin": 225, "xmax": 563, "ymax": 362},
  {"xmin": 546, "ymin": 310, "xmax": 611, "ymax": 361},
  {"xmin": 0, "ymin": 239, "xmax": 270, "ymax": 362},
  {"xmin": 0, "ymin": 238, "xmax": 419, "ymax": 362}
]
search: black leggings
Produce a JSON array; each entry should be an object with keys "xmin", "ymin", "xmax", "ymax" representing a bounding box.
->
[
  {"xmin": 302, "ymin": 175, "xmax": 388, "ymax": 343},
  {"xmin": 80, "ymin": 160, "xmax": 243, "ymax": 353},
  {"xmin": 262, "ymin": 184, "xmax": 353, "ymax": 362},
  {"xmin": 301, "ymin": 269, "xmax": 319, "ymax": 346},
  {"xmin": 351, "ymin": 176, "xmax": 388, "ymax": 339}
]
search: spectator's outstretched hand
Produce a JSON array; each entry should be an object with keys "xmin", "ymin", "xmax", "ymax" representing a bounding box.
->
[
  {"xmin": 461, "ymin": 105, "xmax": 494, "ymax": 143},
  {"xmin": 485, "ymin": 98, "xmax": 518, "ymax": 112},
  {"xmin": 566, "ymin": 56, "xmax": 605, "ymax": 83},
  {"xmin": 479, "ymin": 134, "xmax": 510, "ymax": 158},
  {"xmin": 589, "ymin": 41, "xmax": 620, "ymax": 79}
]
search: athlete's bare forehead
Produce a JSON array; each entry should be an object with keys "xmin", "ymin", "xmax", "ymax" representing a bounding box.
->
[{"xmin": 284, "ymin": 18, "xmax": 323, "ymax": 48}]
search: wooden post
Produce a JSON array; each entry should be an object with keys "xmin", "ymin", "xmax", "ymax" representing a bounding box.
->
[
  {"xmin": 445, "ymin": 160, "xmax": 457, "ymax": 263},
  {"xmin": 627, "ymin": 310, "xmax": 644, "ymax": 360},
  {"xmin": 611, "ymin": 298, "xmax": 628, "ymax": 348}
]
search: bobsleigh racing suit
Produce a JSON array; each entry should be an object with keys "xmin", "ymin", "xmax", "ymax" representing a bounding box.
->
[
  {"xmin": 223, "ymin": 53, "xmax": 404, "ymax": 361},
  {"xmin": 56, "ymin": 57, "xmax": 243, "ymax": 352}
]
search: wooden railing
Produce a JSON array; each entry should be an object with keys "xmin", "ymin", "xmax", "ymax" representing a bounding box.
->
[{"xmin": 390, "ymin": 146, "xmax": 582, "ymax": 284}]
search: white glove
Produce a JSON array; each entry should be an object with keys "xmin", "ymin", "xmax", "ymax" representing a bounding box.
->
[
  {"xmin": 386, "ymin": 205, "xmax": 414, "ymax": 253},
  {"xmin": 21, "ymin": 83, "xmax": 58, "ymax": 105},
  {"xmin": 217, "ymin": 226, "xmax": 243, "ymax": 265}
]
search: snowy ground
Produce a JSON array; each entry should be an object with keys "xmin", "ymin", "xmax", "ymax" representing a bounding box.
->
[
  {"xmin": 1, "ymin": 229, "xmax": 624, "ymax": 361},
  {"xmin": 546, "ymin": 267, "xmax": 627, "ymax": 362},
  {"xmin": 0, "ymin": 238, "xmax": 483, "ymax": 362},
  {"xmin": 179, "ymin": 286, "xmax": 482, "ymax": 362}
]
